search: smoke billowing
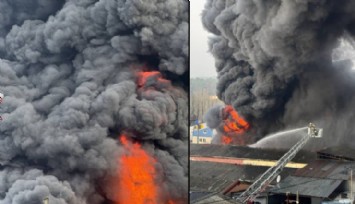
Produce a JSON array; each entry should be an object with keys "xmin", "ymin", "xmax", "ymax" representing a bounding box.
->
[
  {"xmin": 0, "ymin": 0, "xmax": 188, "ymax": 203},
  {"xmin": 203, "ymin": 0, "xmax": 355, "ymax": 149}
]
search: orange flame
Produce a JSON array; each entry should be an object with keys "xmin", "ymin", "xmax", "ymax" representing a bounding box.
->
[
  {"xmin": 116, "ymin": 135, "xmax": 158, "ymax": 204},
  {"xmin": 221, "ymin": 105, "xmax": 250, "ymax": 144},
  {"xmin": 221, "ymin": 135, "xmax": 232, "ymax": 144},
  {"xmin": 137, "ymin": 71, "xmax": 169, "ymax": 88},
  {"xmin": 222, "ymin": 105, "xmax": 249, "ymax": 133},
  {"xmin": 115, "ymin": 135, "xmax": 177, "ymax": 204}
]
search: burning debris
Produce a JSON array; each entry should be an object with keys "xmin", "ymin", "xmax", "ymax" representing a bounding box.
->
[
  {"xmin": 0, "ymin": 0, "xmax": 188, "ymax": 203},
  {"xmin": 202, "ymin": 0, "xmax": 355, "ymax": 149}
]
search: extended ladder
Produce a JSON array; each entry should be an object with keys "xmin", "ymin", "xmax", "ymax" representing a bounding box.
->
[{"xmin": 235, "ymin": 123, "xmax": 322, "ymax": 203}]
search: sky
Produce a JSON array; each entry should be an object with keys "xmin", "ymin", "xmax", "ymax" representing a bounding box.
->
[{"xmin": 190, "ymin": 0, "xmax": 217, "ymax": 78}]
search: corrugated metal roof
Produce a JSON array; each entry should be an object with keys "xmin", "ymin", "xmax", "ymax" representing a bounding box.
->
[
  {"xmin": 190, "ymin": 144, "xmax": 317, "ymax": 163},
  {"xmin": 190, "ymin": 192, "xmax": 214, "ymax": 203},
  {"xmin": 190, "ymin": 161, "xmax": 296, "ymax": 192},
  {"xmin": 318, "ymin": 146, "xmax": 355, "ymax": 161},
  {"xmin": 193, "ymin": 195, "xmax": 234, "ymax": 204},
  {"xmin": 270, "ymin": 176, "xmax": 343, "ymax": 198},
  {"xmin": 190, "ymin": 145, "xmax": 310, "ymax": 193},
  {"xmin": 293, "ymin": 160, "xmax": 350, "ymax": 180}
]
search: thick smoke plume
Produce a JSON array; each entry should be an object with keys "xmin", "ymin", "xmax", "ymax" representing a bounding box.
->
[
  {"xmin": 0, "ymin": 0, "xmax": 188, "ymax": 203},
  {"xmin": 203, "ymin": 0, "xmax": 355, "ymax": 149}
]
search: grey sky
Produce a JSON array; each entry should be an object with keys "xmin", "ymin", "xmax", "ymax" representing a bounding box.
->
[{"xmin": 190, "ymin": 0, "xmax": 217, "ymax": 78}]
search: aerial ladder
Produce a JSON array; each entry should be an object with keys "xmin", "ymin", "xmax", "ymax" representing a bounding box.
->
[{"xmin": 234, "ymin": 123, "xmax": 323, "ymax": 203}]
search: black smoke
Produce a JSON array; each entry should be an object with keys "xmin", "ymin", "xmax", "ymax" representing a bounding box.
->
[
  {"xmin": 0, "ymin": 0, "xmax": 188, "ymax": 203},
  {"xmin": 204, "ymin": 105, "xmax": 225, "ymax": 144},
  {"xmin": 202, "ymin": 0, "xmax": 355, "ymax": 149}
]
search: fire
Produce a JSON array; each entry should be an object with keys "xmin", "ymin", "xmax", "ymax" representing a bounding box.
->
[
  {"xmin": 137, "ymin": 71, "xmax": 170, "ymax": 87},
  {"xmin": 115, "ymin": 135, "xmax": 176, "ymax": 204},
  {"xmin": 221, "ymin": 105, "xmax": 250, "ymax": 144},
  {"xmin": 222, "ymin": 135, "xmax": 232, "ymax": 144},
  {"xmin": 116, "ymin": 135, "xmax": 158, "ymax": 204},
  {"xmin": 222, "ymin": 105, "xmax": 249, "ymax": 133}
]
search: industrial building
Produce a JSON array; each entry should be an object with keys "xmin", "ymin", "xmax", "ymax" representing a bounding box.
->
[
  {"xmin": 190, "ymin": 123, "xmax": 214, "ymax": 144},
  {"xmin": 190, "ymin": 144, "xmax": 355, "ymax": 204}
]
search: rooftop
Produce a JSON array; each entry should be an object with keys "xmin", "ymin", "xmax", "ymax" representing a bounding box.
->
[
  {"xmin": 293, "ymin": 160, "xmax": 351, "ymax": 180},
  {"xmin": 270, "ymin": 176, "xmax": 343, "ymax": 198},
  {"xmin": 190, "ymin": 144, "xmax": 317, "ymax": 162},
  {"xmin": 190, "ymin": 144, "xmax": 311, "ymax": 193},
  {"xmin": 191, "ymin": 144, "xmax": 355, "ymax": 201},
  {"xmin": 192, "ymin": 194, "xmax": 234, "ymax": 204},
  {"xmin": 269, "ymin": 160, "xmax": 353, "ymax": 198},
  {"xmin": 318, "ymin": 146, "xmax": 355, "ymax": 161}
]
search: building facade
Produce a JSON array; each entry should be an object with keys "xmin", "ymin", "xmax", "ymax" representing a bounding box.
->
[{"xmin": 190, "ymin": 123, "xmax": 214, "ymax": 144}]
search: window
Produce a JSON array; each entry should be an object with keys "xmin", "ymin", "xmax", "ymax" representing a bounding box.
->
[
  {"xmin": 199, "ymin": 138, "xmax": 202, "ymax": 142},
  {"xmin": 203, "ymin": 139, "xmax": 206, "ymax": 142}
]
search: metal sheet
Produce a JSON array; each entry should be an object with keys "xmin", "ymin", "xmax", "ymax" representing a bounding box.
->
[
  {"xmin": 293, "ymin": 160, "xmax": 349, "ymax": 180},
  {"xmin": 318, "ymin": 146, "xmax": 355, "ymax": 161},
  {"xmin": 270, "ymin": 176, "xmax": 343, "ymax": 198},
  {"xmin": 190, "ymin": 160, "xmax": 296, "ymax": 192},
  {"xmin": 190, "ymin": 144, "xmax": 317, "ymax": 162}
]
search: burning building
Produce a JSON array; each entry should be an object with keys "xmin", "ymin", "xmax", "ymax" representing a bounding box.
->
[
  {"xmin": 0, "ymin": 0, "xmax": 188, "ymax": 203},
  {"xmin": 202, "ymin": 0, "xmax": 355, "ymax": 149}
]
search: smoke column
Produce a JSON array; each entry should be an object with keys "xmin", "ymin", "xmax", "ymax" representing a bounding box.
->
[
  {"xmin": 202, "ymin": 0, "xmax": 355, "ymax": 149},
  {"xmin": 0, "ymin": 0, "xmax": 188, "ymax": 203}
]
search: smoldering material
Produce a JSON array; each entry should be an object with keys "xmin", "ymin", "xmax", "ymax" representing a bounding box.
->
[
  {"xmin": 203, "ymin": 0, "xmax": 355, "ymax": 149},
  {"xmin": 0, "ymin": 0, "xmax": 188, "ymax": 203}
]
